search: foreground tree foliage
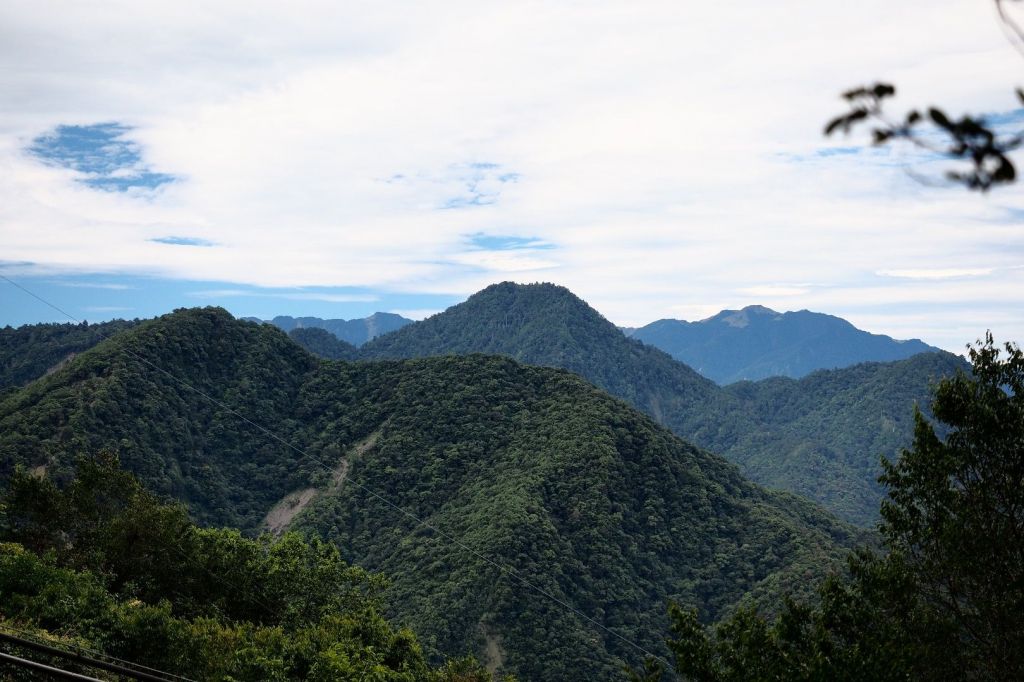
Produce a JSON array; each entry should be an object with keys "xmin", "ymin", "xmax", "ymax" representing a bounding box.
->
[
  {"xmin": 824, "ymin": 1, "xmax": 1024, "ymax": 192},
  {"xmin": 640, "ymin": 334, "xmax": 1024, "ymax": 681},
  {"xmin": 0, "ymin": 454, "xmax": 495, "ymax": 681}
]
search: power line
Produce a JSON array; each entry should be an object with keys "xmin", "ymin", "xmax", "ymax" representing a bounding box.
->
[
  {"xmin": 0, "ymin": 650, "xmax": 106, "ymax": 681},
  {"xmin": 0, "ymin": 624, "xmax": 193, "ymax": 682},
  {"xmin": 1, "ymin": 273, "xmax": 671, "ymax": 669},
  {"xmin": 0, "ymin": 630, "xmax": 186, "ymax": 682}
]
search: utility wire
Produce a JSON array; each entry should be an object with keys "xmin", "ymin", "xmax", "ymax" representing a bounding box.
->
[
  {"xmin": 0, "ymin": 650, "xmax": 106, "ymax": 681},
  {"xmin": 0, "ymin": 630, "xmax": 184, "ymax": 682},
  {"xmin": 1, "ymin": 274, "xmax": 671, "ymax": 669},
  {"xmin": 0, "ymin": 624, "xmax": 193, "ymax": 682}
]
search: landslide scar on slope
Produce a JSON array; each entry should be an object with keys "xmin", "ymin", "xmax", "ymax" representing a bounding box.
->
[
  {"xmin": 261, "ymin": 430, "xmax": 380, "ymax": 536},
  {"xmin": 480, "ymin": 622, "xmax": 506, "ymax": 677}
]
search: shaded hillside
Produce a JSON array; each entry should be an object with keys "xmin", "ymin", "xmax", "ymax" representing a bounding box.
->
[
  {"xmin": 0, "ymin": 319, "xmax": 138, "ymax": 392},
  {"xmin": 630, "ymin": 306, "xmax": 938, "ymax": 384},
  {"xmin": 0, "ymin": 307, "xmax": 857, "ymax": 681},
  {"xmin": 721, "ymin": 352, "xmax": 965, "ymax": 525},
  {"xmin": 256, "ymin": 312, "xmax": 412, "ymax": 346},
  {"xmin": 358, "ymin": 282, "xmax": 966, "ymax": 526},
  {"xmin": 289, "ymin": 326, "xmax": 360, "ymax": 360}
]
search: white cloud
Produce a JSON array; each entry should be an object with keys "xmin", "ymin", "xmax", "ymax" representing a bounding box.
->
[
  {"xmin": 1, "ymin": 0, "xmax": 1023, "ymax": 352},
  {"xmin": 389, "ymin": 308, "xmax": 442, "ymax": 321},
  {"xmin": 877, "ymin": 268, "xmax": 996, "ymax": 279},
  {"xmin": 737, "ymin": 285, "xmax": 814, "ymax": 297}
]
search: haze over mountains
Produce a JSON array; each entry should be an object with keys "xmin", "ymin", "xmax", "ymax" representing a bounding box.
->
[
  {"xmin": 628, "ymin": 305, "xmax": 940, "ymax": 384},
  {"xmin": 0, "ymin": 307, "xmax": 858, "ymax": 680}
]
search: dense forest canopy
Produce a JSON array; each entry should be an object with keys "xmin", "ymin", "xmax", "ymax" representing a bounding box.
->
[
  {"xmin": 0, "ymin": 319, "xmax": 139, "ymax": 394},
  {"xmin": 0, "ymin": 306, "xmax": 860, "ymax": 680},
  {"xmin": 357, "ymin": 282, "xmax": 966, "ymax": 526}
]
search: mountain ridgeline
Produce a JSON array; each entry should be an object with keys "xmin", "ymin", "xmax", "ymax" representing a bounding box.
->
[
  {"xmin": 356, "ymin": 283, "xmax": 966, "ymax": 526},
  {"xmin": 0, "ymin": 318, "xmax": 140, "ymax": 394},
  {"xmin": 628, "ymin": 305, "xmax": 939, "ymax": 384},
  {"xmin": 2, "ymin": 284, "xmax": 958, "ymax": 522},
  {"xmin": 1, "ymin": 285, "xmax": 964, "ymax": 527},
  {"xmin": 252, "ymin": 312, "xmax": 413, "ymax": 346},
  {"xmin": 0, "ymin": 307, "xmax": 858, "ymax": 680}
]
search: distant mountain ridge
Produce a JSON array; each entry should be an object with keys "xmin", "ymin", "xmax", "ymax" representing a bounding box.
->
[
  {"xmin": 629, "ymin": 305, "xmax": 939, "ymax": 384},
  {"xmin": 249, "ymin": 311, "xmax": 413, "ymax": 346}
]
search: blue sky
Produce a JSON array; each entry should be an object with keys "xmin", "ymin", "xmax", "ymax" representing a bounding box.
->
[
  {"xmin": 2, "ymin": 0, "xmax": 1024, "ymax": 350},
  {"xmin": 28, "ymin": 122, "xmax": 177, "ymax": 191},
  {"xmin": 0, "ymin": 271, "xmax": 460, "ymax": 327}
]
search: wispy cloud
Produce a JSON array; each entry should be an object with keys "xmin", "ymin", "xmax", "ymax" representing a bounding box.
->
[
  {"xmin": 388, "ymin": 308, "xmax": 442, "ymax": 320},
  {"xmin": 1, "ymin": 0, "xmax": 1023, "ymax": 351},
  {"xmin": 188, "ymin": 288, "xmax": 377, "ymax": 303},
  {"xmin": 877, "ymin": 268, "xmax": 996, "ymax": 280},
  {"xmin": 738, "ymin": 285, "xmax": 812, "ymax": 297},
  {"xmin": 188, "ymin": 289, "xmax": 252, "ymax": 298},
  {"xmin": 43, "ymin": 280, "xmax": 134, "ymax": 290},
  {"xmin": 465, "ymin": 233, "xmax": 554, "ymax": 251},
  {"xmin": 276, "ymin": 292, "xmax": 380, "ymax": 303},
  {"xmin": 441, "ymin": 163, "xmax": 519, "ymax": 209},
  {"xmin": 150, "ymin": 236, "xmax": 216, "ymax": 246}
]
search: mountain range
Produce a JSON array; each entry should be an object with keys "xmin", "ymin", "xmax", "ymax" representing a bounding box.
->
[
  {"xmin": 353, "ymin": 282, "xmax": 965, "ymax": 526},
  {"xmin": 248, "ymin": 312, "xmax": 413, "ymax": 346},
  {"xmin": 628, "ymin": 305, "xmax": 939, "ymax": 384},
  {"xmin": 1, "ymin": 284, "xmax": 964, "ymax": 527},
  {"xmin": 0, "ymin": 307, "xmax": 859, "ymax": 680}
]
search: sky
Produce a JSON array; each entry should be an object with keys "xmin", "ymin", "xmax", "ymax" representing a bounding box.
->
[{"xmin": 2, "ymin": 0, "xmax": 1024, "ymax": 351}]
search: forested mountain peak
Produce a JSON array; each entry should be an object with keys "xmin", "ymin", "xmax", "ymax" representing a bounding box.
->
[
  {"xmin": 360, "ymin": 281, "xmax": 721, "ymax": 420},
  {"xmin": 366, "ymin": 281, "xmax": 630, "ymax": 354}
]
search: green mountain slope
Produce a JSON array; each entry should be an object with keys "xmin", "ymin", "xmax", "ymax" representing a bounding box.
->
[
  {"xmin": 0, "ymin": 307, "xmax": 857, "ymax": 680},
  {"xmin": 289, "ymin": 326, "xmax": 360, "ymax": 360},
  {"xmin": 720, "ymin": 352, "xmax": 962, "ymax": 525},
  {"xmin": 360, "ymin": 281, "xmax": 742, "ymax": 442},
  {"xmin": 0, "ymin": 309, "xmax": 319, "ymax": 529},
  {"xmin": 0, "ymin": 319, "xmax": 139, "ymax": 392},
  {"xmin": 358, "ymin": 282, "xmax": 967, "ymax": 526},
  {"xmin": 630, "ymin": 306, "xmax": 938, "ymax": 384}
]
